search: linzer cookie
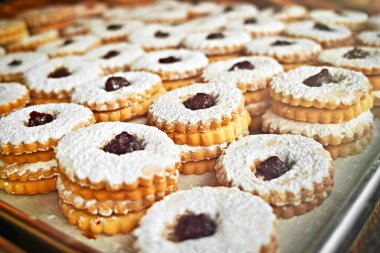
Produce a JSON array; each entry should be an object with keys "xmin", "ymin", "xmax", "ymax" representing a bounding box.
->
[
  {"xmin": 0, "ymin": 103, "xmax": 94, "ymax": 194},
  {"xmin": 310, "ymin": 9, "xmax": 368, "ymax": 31},
  {"xmin": 62, "ymin": 19, "xmax": 104, "ymax": 38},
  {"xmin": 91, "ymin": 21, "xmax": 143, "ymax": 43},
  {"xmin": 269, "ymin": 66, "xmax": 372, "ymax": 123},
  {"xmin": 0, "ymin": 83, "xmax": 29, "ymax": 116},
  {"xmin": 134, "ymin": 187, "xmax": 277, "ymax": 253},
  {"xmin": 0, "ymin": 52, "xmax": 48, "ymax": 83},
  {"xmin": 128, "ymin": 24, "xmax": 185, "ymax": 51},
  {"xmin": 148, "ymin": 82, "xmax": 250, "ymax": 146},
  {"xmin": 138, "ymin": 2, "xmax": 190, "ymax": 24},
  {"xmin": 55, "ymin": 122, "xmax": 181, "ymax": 234},
  {"xmin": 37, "ymin": 35, "xmax": 101, "ymax": 58},
  {"xmin": 84, "ymin": 43, "xmax": 144, "ymax": 74},
  {"xmin": 176, "ymin": 16, "xmax": 227, "ymax": 34},
  {"xmin": 284, "ymin": 21, "xmax": 352, "ymax": 48},
  {"xmin": 216, "ymin": 134, "xmax": 334, "ymax": 218},
  {"xmin": 19, "ymin": 6, "xmax": 75, "ymax": 34},
  {"xmin": 182, "ymin": 31, "xmax": 250, "ymax": 62},
  {"xmin": 245, "ymin": 36, "xmax": 322, "ymax": 71},
  {"xmin": 217, "ymin": 3, "xmax": 258, "ymax": 20},
  {"xmin": 318, "ymin": 47, "xmax": 380, "ymax": 104},
  {"xmin": 357, "ymin": 31, "xmax": 380, "ymax": 47},
  {"xmin": 71, "ymin": 72, "xmax": 164, "ymax": 122},
  {"xmin": 188, "ymin": 2, "xmax": 223, "ymax": 18},
  {"xmin": 0, "ymin": 20, "xmax": 28, "ymax": 46},
  {"xmin": 25, "ymin": 56, "xmax": 102, "ymax": 104},
  {"xmin": 225, "ymin": 16, "xmax": 285, "ymax": 38},
  {"xmin": 6, "ymin": 30, "xmax": 59, "ymax": 53},
  {"xmin": 132, "ymin": 49, "xmax": 208, "ymax": 90},
  {"xmin": 261, "ymin": 5, "xmax": 307, "ymax": 23}
]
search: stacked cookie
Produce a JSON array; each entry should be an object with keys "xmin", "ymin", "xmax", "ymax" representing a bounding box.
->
[
  {"xmin": 0, "ymin": 20, "xmax": 28, "ymax": 46},
  {"xmin": 55, "ymin": 122, "xmax": 181, "ymax": 235},
  {"xmin": 148, "ymin": 83, "xmax": 251, "ymax": 175},
  {"xmin": 0, "ymin": 83, "xmax": 29, "ymax": 116},
  {"xmin": 262, "ymin": 66, "xmax": 374, "ymax": 159},
  {"xmin": 203, "ymin": 56, "xmax": 283, "ymax": 133},
  {"xmin": 71, "ymin": 72, "xmax": 165, "ymax": 122},
  {"xmin": 0, "ymin": 103, "xmax": 94, "ymax": 195}
]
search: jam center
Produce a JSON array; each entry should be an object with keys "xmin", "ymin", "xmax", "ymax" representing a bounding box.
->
[
  {"xmin": 206, "ymin": 33, "xmax": 225, "ymax": 40},
  {"xmin": 343, "ymin": 47, "xmax": 369, "ymax": 59},
  {"xmin": 183, "ymin": 93, "xmax": 215, "ymax": 110},
  {"xmin": 244, "ymin": 18, "xmax": 257, "ymax": 24},
  {"xmin": 158, "ymin": 56, "xmax": 181, "ymax": 64},
  {"xmin": 28, "ymin": 111, "xmax": 55, "ymax": 127},
  {"xmin": 103, "ymin": 132, "xmax": 143, "ymax": 155},
  {"xmin": 62, "ymin": 39, "xmax": 74, "ymax": 46},
  {"xmin": 229, "ymin": 60, "xmax": 255, "ymax": 71},
  {"xmin": 255, "ymin": 156, "xmax": 291, "ymax": 180},
  {"xmin": 102, "ymin": 50, "xmax": 120, "ymax": 59},
  {"xmin": 303, "ymin": 68, "xmax": 336, "ymax": 87},
  {"xmin": 313, "ymin": 22, "xmax": 334, "ymax": 32},
  {"xmin": 224, "ymin": 6, "xmax": 233, "ymax": 12},
  {"xmin": 8, "ymin": 59, "xmax": 22, "ymax": 67},
  {"xmin": 174, "ymin": 213, "xmax": 217, "ymax": 242},
  {"xmin": 107, "ymin": 24, "xmax": 122, "ymax": 31},
  {"xmin": 48, "ymin": 67, "xmax": 71, "ymax": 78},
  {"xmin": 154, "ymin": 31, "xmax": 170, "ymax": 38},
  {"xmin": 271, "ymin": 40, "xmax": 295, "ymax": 46},
  {"xmin": 104, "ymin": 76, "xmax": 131, "ymax": 91}
]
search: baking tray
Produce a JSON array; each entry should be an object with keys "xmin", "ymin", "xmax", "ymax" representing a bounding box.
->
[{"xmin": 0, "ymin": 118, "xmax": 380, "ymax": 253}]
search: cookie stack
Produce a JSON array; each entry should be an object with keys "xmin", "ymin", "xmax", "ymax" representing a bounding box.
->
[
  {"xmin": 0, "ymin": 103, "xmax": 94, "ymax": 195},
  {"xmin": 148, "ymin": 83, "xmax": 251, "ymax": 175},
  {"xmin": 55, "ymin": 122, "xmax": 181, "ymax": 235},
  {"xmin": 71, "ymin": 72, "xmax": 165, "ymax": 122},
  {"xmin": 203, "ymin": 56, "xmax": 283, "ymax": 133},
  {"xmin": 262, "ymin": 66, "xmax": 374, "ymax": 159}
]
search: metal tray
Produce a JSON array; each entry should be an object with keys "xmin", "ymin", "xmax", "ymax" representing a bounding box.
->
[{"xmin": 1, "ymin": 119, "xmax": 380, "ymax": 253}]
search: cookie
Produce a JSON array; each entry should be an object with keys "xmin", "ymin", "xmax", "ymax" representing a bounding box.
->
[
  {"xmin": 188, "ymin": 2, "xmax": 223, "ymax": 18},
  {"xmin": 62, "ymin": 19, "xmax": 104, "ymax": 38},
  {"xmin": 216, "ymin": 3, "xmax": 258, "ymax": 20},
  {"xmin": 138, "ymin": 1, "xmax": 190, "ymax": 24},
  {"xmin": 91, "ymin": 21, "xmax": 143, "ymax": 43},
  {"xmin": 0, "ymin": 20, "xmax": 28, "ymax": 46},
  {"xmin": 74, "ymin": 2, "xmax": 107, "ymax": 18},
  {"xmin": 356, "ymin": 31, "xmax": 380, "ymax": 48},
  {"xmin": 225, "ymin": 16, "xmax": 285, "ymax": 38},
  {"xmin": 177, "ymin": 16, "xmax": 227, "ymax": 34},
  {"xmin": 0, "ymin": 83, "xmax": 29, "ymax": 116},
  {"xmin": 6, "ymin": 30, "xmax": 59, "ymax": 53},
  {"xmin": 260, "ymin": 5, "xmax": 307, "ymax": 23},
  {"xmin": 216, "ymin": 134, "xmax": 334, "ymax": 218},
  {"xmin": 310, "ymin": 9, "xmax": 368, "ymax": 31}
]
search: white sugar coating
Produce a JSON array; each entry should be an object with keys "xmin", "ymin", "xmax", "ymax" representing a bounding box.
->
[
  {"xmin": 84, "ymin": 42, "xmax": 144, "ymax": 70},
  {"xmin": 189, "ymin": 1, "xmax": 223, "ymax": 15},
  {"xmin": 0, "ymin": 83, "xmax": 28, "ymax": 105},
  {"xmin": 0, "ymin": 159, "xmax": 57, "ymax": 178},
  {"xmin": 215, "ymin": 3, "xmax": 258, "ymax": 20},
  {"xmin": 56, "ymin": 122, "xmax": 181, "ymax": 187},
  {"xmin": 71, "ymin": 71, "xmax": 161, "ymax": 111},
  {"xmin": 245, "ymin": 36, "xmax": 321, "ymax": 60},
  {"xmin": 37, "ymin": 35, "xmax": 100, "ymax": 56},
  {"xmin": 369, "ymin": 14, "xmax": 380, "ymax": 30},
  {"xmin": 270, "ymin": 66, "xmax": 370, "ymax": 106},
  {"xmin": 25, "ymin": 56, "xmax": 102, "ymax": 96},
  {"xmin": 260, "ymin": 5, "xmax": 307, "ymax": 21},
  {"xmin": 182, "ymin": 32, "xmax": 251, "ymax": 55},
  {"xmin": 318, "ymin": 47, "xmax": 380, "ymax": 70},
  {"xmin": 176, "ymin": 16, "xmax": 227, "ymax": 34},
  {"xmin": 262, "ymin": 109, "xmax": 374, "ymax": 140},
  {"xmin": 0, "ymin": 103, "xmax": 94, "ymax": 146},
  {"xmin": 310, "ymin": 9, "xmax": 368, "ymax": 26},
  {"xmin": 138, "ymin": 2, "xmax": 189, "ymax": 23},
  {"xmin": 203, "ymin": 56, "xmax": 283, "ymax": 91},
  {"xmin": 357, "ymin": 31, "xmax": 380, "ymax": 47},
  {"xmin": 149, "ymin": 82, "xmax": 242, "ymax": 124},
  {"xmin": 225, "ymin": 16, "xmax": 285, "ymax": 35},
  {"xmin": 285, "ymin": 21, "xmax": 351, "ymax": 42},
  {"xmin": 131, "ymin": 49, "xmax": 208, "ymax": 81},
  {"xmin": 0, "ymin": 47, "xmax": 4, "ymax": 56},
  {"xmin": 217, "ymin": 134, "xmax": 331, "ymax": 200},
  {"xmin": 134, "ymin": 187, "xmax": 276, "ymax": 253},
  {"xmin": 103, "ymin": 8, "xmax": 138, "ymax": 21},
  {"xmin": 128, "ymin": 24, "xmax": 185, "ymax": 49},
  {"xmin": 10, "ymin": 30, "xmax": 58, "ymax": 47},
  {"xmin": 0, "ymin": 52, "xmax": 48, "ymax": 75},
  {"xmin": 91, "ymin": 20, "xmax": 143, "ymax": 40}
]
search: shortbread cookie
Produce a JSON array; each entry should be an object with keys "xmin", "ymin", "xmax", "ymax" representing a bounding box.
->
[
  {"xmin": 0, "ymin": 83, "xmax": 29, "ymax": 116},
  {"xmin": 132, "ymin": 49, "xmax": 208, "ymax": 90},
  {"xmin": 138, "ymin": 2, "xmax": 189, "ymax": 24},
  {"xmin": 284, "ymin": 21, "xmax": 352, "ymax": 48},
  {"xmin": 0, "ymin": 20, "xmax": 28, "ymax": 46},
  {"xmin": 261, "ymin": 5, "xmax": 307, "ymax": 23},
  {"xmin": 357, "ymin": 31, "xmax": 380, "ymax": 48},
  {"xmin": 203, "ymin": 56, "xmax": 283, "ymax": 92},
  {"xmin": 226, "ymin": 17, "xmax": 285, "ymax": 38},
  {"xmin": 188, "ymin": 2, "xmax": 223, "ymax": 18},
  {"xmin": 177, "ymin": 16, "xmax": 227, "ymax": 34},
  {"xmin": 0, "ymin": 52, "xmax": 48, "ymax": 83},
  {"xmin": 84, "ymin": 43, "xmax": 144, "ymax": 74},
  {"xmin": 0, "ymin": 103, "xmax": 94, "ymax": 155},
  {"xmin": 128, "ymin": 24, "xmax": 185, "ymax": 51},
  {"xmin": 182, "ymin": 31, "xmax": 250, "ymax": 62},
  {"xmin": 25, "ymin": 56, "xmax": 102, "ymax": 100},
  {"xmin": 71, "ymin": 71, "xmax": 162, "ymax": 111},
  {"xmin": 217, "ymin": 3, "xmax": 258, "ymax": 20},
  {"xmin": 134, "ymin": 187, "xmax": 277, "ymax": 253},
  {"xmin": 181, "ymin": 158, "xmax": 217, "ymax": 175},
  {"xmin": 0, "ymin": 159, "xmax": 57, "ymax": 182},
  {"xmin": 91, "ymin": 21, "xmax": 143, "ymax": 43},
  {"xmin": 62, "ymin": 19, "xmax": 104, "ymax": 38},
  {"xmin": 37, "ymin": 35, "xmax": 101, "ymax": 58},
  {"xmin": 244, "ymin": 89, "xmax": 270, "ymax": 105},
  {"xmin": 148, "ymin": 83, "xmax": 250, "ymax": 146},
  {"xmin": 310, "ymin": 9, "xmax": 368, "ymax": 31},
  {"xmin": 0, "ymin": 177, "xmax": 57, "ymax": 195},
  {"xmin": 55, "ymin": 122, "xmax": 181, "ymax": 190},
  {"xmin": 0, "ymin": 150, "xmax": 55, "ymax": 165},
  {"xmin": 216, "ymin": 134, "xmax": 334, "ymax": 218},
  {"xmin": 245, "ymin": 36, "xmax": 322, "ymax": 71},
  {"xmin": 262, "ymin": 109, "xmax": 374, "ymax": 146},
  {"xmin": 6, "ymin": 30, "xmax": 59, "ymax": 53}
]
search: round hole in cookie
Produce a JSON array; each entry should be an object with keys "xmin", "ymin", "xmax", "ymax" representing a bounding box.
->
[
  {"xmin": 252, "ymin": 155, "xmax": 294, "ymax": 181},
  {"xmin": 26, "ymin": 111, "xmax": 56, "ymax": 127},
  {"xmin": 158, "ymin": 56, "xmax": 181, "ymax": 64},
  {"xmin": 61, "ymin": 39, "xmax": 74, "ymax": 47},
  {"xmin": 270, "ymin": 40, "xmax": 295, "ymax": 47},
  {"xmin": 8, "ymin": 59, "xmax": 22, "ymax": 67},
  {"xmin": 107, "ymin": 24, "xmax": 123, "ymax": 31},
  {"xmin": 244, "ymin": 18, "xmax": 257, "ymax": 25},
  {"xmin": 206, "ymin": 33, "xmax": 225, "ymax": 40},
  {"xmin": 228, "ymin": 60, "xmax": 255, "ymax": 71},
  {"xmin": 313, "ymin": 22, "xmax": 335, "ymax": 32},
  {"xmin": 102, "ymin": 131, "xmax": 144, "ymax": 155},
  {"xmin": 102, "ymin": 50, "xmax": 120, "ymax": 59},
  {"xmin": 104, "ymin": 76, "xmax": 131, "ymax": 91},
  {"xmin": 183, "ymin": 93, "xmax": 216, "ymax": 110},
  {"xmin": 343, "ymin": 47, "xmax": 370, "ymax": 60},
  {"xmin": 48, "ymin": 67, "xmax": 72, "ymax": 79},
  {"xmin": 154, "ymin": 30, "xmax": 170, "ymax": 38}
]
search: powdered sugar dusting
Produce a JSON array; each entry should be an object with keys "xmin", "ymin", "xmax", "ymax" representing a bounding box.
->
[
  {"xmin": 310, "ymin": 9, "xmax": 368, "ymax": 26},
  {"xmin": 0, "ymin": 83, "xmax": 28, "ymax": 105},
  {"xmin": 0, "ymin": 52, "xmax": 48, "ymax": 74},
  {"xmin": 357, "ymin": 31, "xmax": 380, "ymax": 47},
  {"xmin": 0, "ymin": 159, "xmax": 57, "ymax": 178}
]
